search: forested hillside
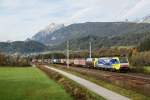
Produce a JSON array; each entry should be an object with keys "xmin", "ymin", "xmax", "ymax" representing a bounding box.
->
[
  {"xmin": 0, "ymin": 41, "xmax": 48, "ymax": 54},
  {"xmin": 32, "ymin": 22, "xmax": 150, "ymax": 46},
  {"xmin": 49, "ymin": 32, "xmax": 150, "ymax": 51}
]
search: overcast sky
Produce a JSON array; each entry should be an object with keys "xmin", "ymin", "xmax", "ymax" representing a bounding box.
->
[{"xmin": 0, "ymin": 0, "xmax": 150, "ymax": 41}]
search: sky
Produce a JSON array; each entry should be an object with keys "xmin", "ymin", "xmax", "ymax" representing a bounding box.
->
[{"xmin": 0, "ymin": 0, "xmax": 150, "ymax": 41}]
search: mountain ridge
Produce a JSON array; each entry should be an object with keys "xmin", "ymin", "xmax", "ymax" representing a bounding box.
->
[
  {"xmin": 31, "ymin": 22, "xmax": 150, "ymax": 46},
  {"xmin": 32, "ymin": 23, "xmax": 65, "ymax": 45},
  {"xmin": 0, "ymin": 40, "xmax": 48, "ymax": 54},
  {"xmin": 134, "ymin": 14, "xmax": 150, "ymax": 23}
]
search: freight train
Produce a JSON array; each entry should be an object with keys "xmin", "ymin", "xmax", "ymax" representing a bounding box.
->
[{"xmin": 32, "ymin": 57, "xmax": 129, "ymax": 71}]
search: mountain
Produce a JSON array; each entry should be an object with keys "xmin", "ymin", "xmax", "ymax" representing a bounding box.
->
[
  {"xmin": 31, "ymin": 22, "xmax": 150, "ymax": 47},
  {"xmin": 136, "ymin": 14, "xmax": 150, "ymax": 23},
  {"xmin": 0, "ymin": 40, "xmax": 48, "ymax": 54},
  {"xmin": 48, "ymin": 31, "xmax": 150, "ymax": 51},
  {"xmin": 32, "ymin": 23, "xmax": 65, "ymax": 45},
  {"xmin": 141, "ymin": 15, "xmax": 150, "ymax": 23}
]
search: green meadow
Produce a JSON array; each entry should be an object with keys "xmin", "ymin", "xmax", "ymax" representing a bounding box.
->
[{"xmin": 0, "ymin": 67, "xmax": 73, "ymax": 100}]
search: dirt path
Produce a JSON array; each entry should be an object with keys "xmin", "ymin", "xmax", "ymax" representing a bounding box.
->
[{"xmin": 44, "ymin": 65, "xmax": 130, "ymax": 100}]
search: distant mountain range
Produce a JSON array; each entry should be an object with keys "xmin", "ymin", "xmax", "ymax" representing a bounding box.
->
[
  {"xmin": 32, "ymin": 23, "xmax": 65, "ymax": 45},
  {"xmin": 1, "ymin": 14, "xmax": 150, "ymax": 54},
  {"xmin": 31, "ymin": 21, "xmax": 150, "ymax": 50},
  {"xmin": 135, "ymin": 14, "xmax": 150, "ymax": 23},
  {"xmin": 0, "ymin": 41, "xmax": 48, "ymax": 54}
]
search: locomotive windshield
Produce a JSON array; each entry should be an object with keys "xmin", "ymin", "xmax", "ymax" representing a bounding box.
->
[
  {"xmin": 119, "ymin": 57, "xmax": 128, "ymax": 63},
  {"xmin": 111, "ymin": 59, "xmax": 119, "ymax": 64}
]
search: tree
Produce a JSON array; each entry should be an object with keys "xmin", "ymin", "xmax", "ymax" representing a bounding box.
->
[{"xmin": 138, "ymin": 38, "xmax": 150, "ymax": 51}]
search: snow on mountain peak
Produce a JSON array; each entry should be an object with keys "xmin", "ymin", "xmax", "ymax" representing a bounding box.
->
[
  {"xmin": 42, "ymin": 23, "xmax": 65, "ymax": 34},
  {"xmin": 135, "ymin": 14, "xmax": 150, "ymax": 23},
  {"xmin": 31, "ymin": 23, "xmax": 65, "ymax": 42}
]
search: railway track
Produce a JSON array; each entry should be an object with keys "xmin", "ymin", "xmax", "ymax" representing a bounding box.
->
[
  {"xmin": 119, "ymin": 73, "xmax": 150, "ymax": 81},
  {"xmin": 51, "ymin": 64, "xmax": 150, "ymax": 97},
  {"xmin": 57, "ymin": 64, "xmax": 150, "ymax": 81}
]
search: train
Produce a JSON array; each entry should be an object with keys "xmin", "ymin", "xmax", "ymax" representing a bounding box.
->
[{"xmin": 32, "ymin": 57, "xmax": 129, "ymax": 72}]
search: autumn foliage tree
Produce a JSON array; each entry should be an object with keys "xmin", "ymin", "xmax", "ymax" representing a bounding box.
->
[{"xmin": 0, "ymin": 53, "xmax": 30, "ymax": 67}]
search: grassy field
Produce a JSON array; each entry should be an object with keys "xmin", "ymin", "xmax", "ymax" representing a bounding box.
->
[{"xmin": 0, "ymin": 67, "xmax": 73, "ymax": 100}]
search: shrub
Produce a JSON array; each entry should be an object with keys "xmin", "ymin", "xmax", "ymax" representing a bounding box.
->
[
  {"xmin": 0, "ymin": 53, "xmax": 30, "ymax": 67},
  {"xmin": 138, "ymin": 38, "xmax": 150, "ymax": 51},
  {"xmin": 130, "ymin": 51, "xmax": 150, "ymax": 66}
]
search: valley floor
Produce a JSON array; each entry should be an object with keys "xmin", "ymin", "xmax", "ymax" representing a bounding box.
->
[{"xmin": 0, "ymin": 67, "xmax": 72, "ymax": 100}]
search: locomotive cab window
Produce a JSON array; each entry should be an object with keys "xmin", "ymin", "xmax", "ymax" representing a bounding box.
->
[
  {"xmin": 119, "ymin": 57, "xmax": 128, "ymax": 63},
  {"xmin": 111, "ymin": 59, "xmax": 119, "ymax": 64}
]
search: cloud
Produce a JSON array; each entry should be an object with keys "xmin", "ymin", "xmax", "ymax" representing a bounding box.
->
[
  {"xmin": 0, "ymin": 0, "xmax": 149, "ymax": 41},
  {"xmin": 0, "ymin": 0, "xmax": 68, "ymax": 41},
  {"xmin": 65, "ymin": 0, "xmax": 141, "ymax": 23},
  {"xmin": 122, "ymin": 0, "xmax": 150, "ymax": 20}
]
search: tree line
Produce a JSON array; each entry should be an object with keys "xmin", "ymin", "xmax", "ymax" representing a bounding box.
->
[{"xmin": 0, "ymin": 53, "xmax": 30, "ymax": 67}]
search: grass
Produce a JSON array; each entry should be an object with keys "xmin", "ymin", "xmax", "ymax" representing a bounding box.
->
[
  {"xmin": 131, "ymin": 66, "xmax": 150, "ymax": 74},
  {"xmin": 111, "ymin": 45, "xmax": 135, "ymax": 49},
  {"xmin": 50, "ymin": 64, "xmax": 150, "ymax": 100},
  {"xmin": 143, "ymin": 66, "xmax": 150, "ymax": 74},
  {"xmin": 38, "ymin": 65, "xmax": 105, "ymax": 100},
  {"xmin": 0, "ymin": 66, "xmax": 73, "ymax": 100}
]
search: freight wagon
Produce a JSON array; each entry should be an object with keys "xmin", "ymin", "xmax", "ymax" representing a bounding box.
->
[
  {"xmin": 85, "ymin": 58, "xmax": 98, "ymax": 68},
  {"xmin": 73, "ymin": 59, "xmax": 86, "ymax": 66}
]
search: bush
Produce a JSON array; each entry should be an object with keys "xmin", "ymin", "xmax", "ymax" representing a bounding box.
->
[
  {"xmin": 138, "ymin": 38, "xmax": 150, "ymax": 51},
  {"xmin": 0, "ymin": 53, "xmax": 6, "ymax": 65},
  {"xmin": 0, "ymin": 53, "xmax": 30, "ymax": 67},
  {"xmin": 130, "ymin": 51, "xmax": 150, "ymax": 66}
]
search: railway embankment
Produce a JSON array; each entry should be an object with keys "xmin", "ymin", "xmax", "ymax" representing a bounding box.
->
[
  {"xmin": 37, "ymin": 64, "xmax": 105, "ymax": 100},
  {"xmin": 38, "ymin": 65, "xmax": 130, "ymax": 100},
  {"xmin": 50, "ymin": 64, "xmax": 150, "ymax": 100}
]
